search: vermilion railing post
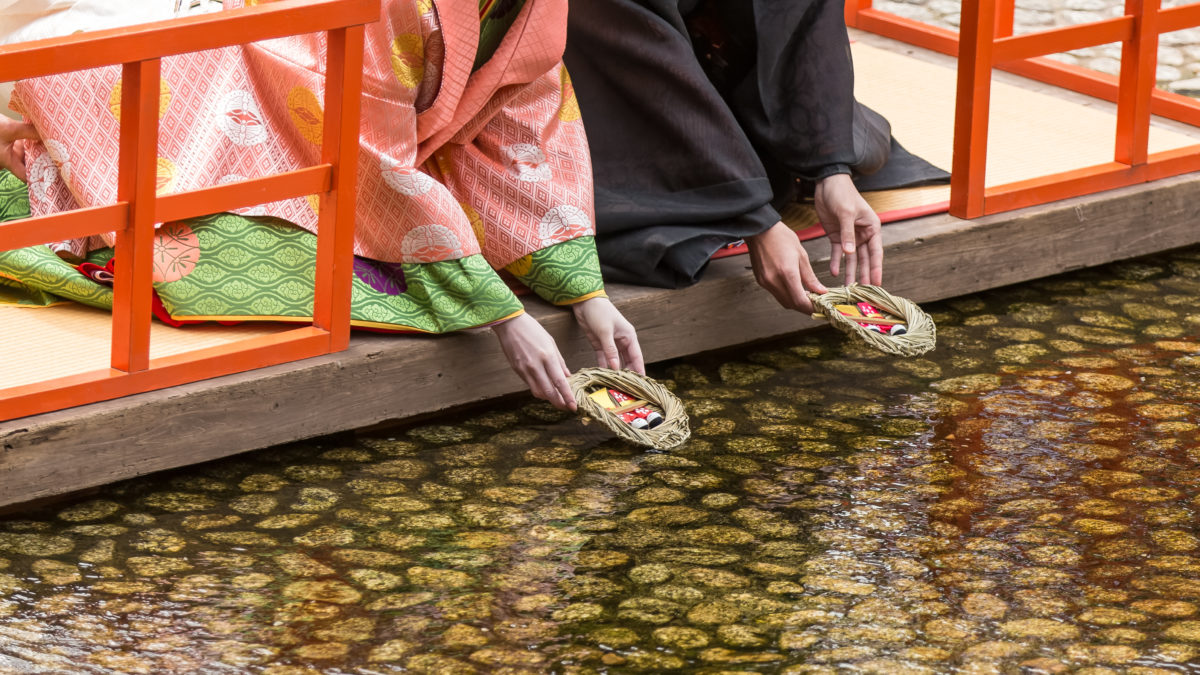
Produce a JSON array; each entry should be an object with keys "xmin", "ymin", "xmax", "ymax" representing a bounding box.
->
[
  {"xmin": 1116, "ymin": 0, "xmax": 1160, "ymax": 166},
  {"xmin": 950, "ymin": 0, "xmax": 997, "ymax": 219},
  {"xmin": 995, "ymin": 0, "xmax": 1015, "ymax": 38},
  {"xmin": 312, "ymin": 25, "xmax": 364, "ymax": 352},
  {"xmin": 112, "ymin": 59, "xmax": 161, "ymax": 373},
  {"xmin": 845, "ymin": 0, "xmax": 871, "ymax": 28}
]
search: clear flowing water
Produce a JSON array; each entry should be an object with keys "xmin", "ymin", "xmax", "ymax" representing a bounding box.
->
[{"xmin": 1, "ymin": 249, "xmax": 1199, "ymax": 674}]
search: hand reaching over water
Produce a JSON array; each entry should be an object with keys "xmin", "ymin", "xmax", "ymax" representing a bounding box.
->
[
  {"xmin": 492, "ymin": 312, "xmax": 577, "ymax": 411},
  {"xmin": 0, "ymin": 117, "xmax": 38, "ymax": 183},
  {"xmin": 572, "ymin": 296, "xmax": 645, "ymax": 374},
  {"xmin": 746, "ymin": 221, "xmax": 827, "ymax": 314},
  {"xmin": 814, "ymin": 172, "xmax": 883, "ymax": 286}
]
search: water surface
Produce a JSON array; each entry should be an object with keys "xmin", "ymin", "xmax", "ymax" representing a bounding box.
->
[{"xmin": 1, "ymin": 248, "xmax": 1199, "ymax": 674}]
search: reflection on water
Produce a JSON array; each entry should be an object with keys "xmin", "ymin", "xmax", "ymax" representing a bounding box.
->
[{"xmin": 1, "ymin": 249, "xmax": 1199, "ymax": 674}]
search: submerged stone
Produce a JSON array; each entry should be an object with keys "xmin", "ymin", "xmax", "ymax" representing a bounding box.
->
[
  {"xmin": 239, "ymin": 474, "xmax": 289, "ymax": 492},
  {"xmin": 230, "ymin": 495, "xmax": 277, "ymax": 515},
  {"xmin": 508, "ymin": 467, "xmax": 575, "ymax": 486},
  {"xmin": 648, "ymin": 547, "xmax": 741, "ymax": 566},
  {"xmin": 57, "ymin": 500, "xmax": 121, "ymax": 522},
  {"xmin": 141, "ymin": 492, "xmax": 216, "ymax": 512},
  {"xmin": 282, "ymin": 580, "xmax": 361, "ymax": 605},
  {"xmin": 0, "ymin": 533, "xmax": 73, "ymax": 556},
  {"xmin": 31, "ymin": 559, "xmax": 82, "ymax": 585},
  {"xmin": 930, "ymin": 374, "xmax": 1001, "ymax": 394},
  {"xmin": 407, "ymin": 425, "xmax": 473, "ymax": 445},
  {"xmin": 653, "ymin": 626, "xmax": 710, "ymax": 650}
]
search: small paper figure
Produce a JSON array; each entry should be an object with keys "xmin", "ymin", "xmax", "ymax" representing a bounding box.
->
[{"xmin": 588, "ymin": 387, "xmax": 664, "ymax": 430}]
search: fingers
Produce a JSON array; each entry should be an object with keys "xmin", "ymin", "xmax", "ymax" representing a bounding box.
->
[
  {"xmin": 523, "ymin": 358, "xmax": 575, "ymax": 411},
  {"xmin": 493, "ymin": 313, "xmax": 576, "ymax": 411},
  {"xmin": 770, "ymin": 257, "xmax": 824, "ymax": 314},
  {"xmin": 600, "ymin": 341, "xmax": 620, "ymax": 371},
  {"xmin": 548, "ymin": 356, "xmax": 576, "ymax": 411},
  {"xmin": 12, "ymin": 122, "xmax": 37, "ymax": 141},
  {"xmin": 868, "ymin": 228, "xmax": 884, "ymax": 285},
  {"xmin": 748, "ymin": 222, "xmax": 827, "ymax": 313},
  {"xmin": 616, "ymin": 326, "xmax": 646, "ymax": 375},
  {"xmin": 5, "ymin": 141, "xmax": 26, "ymax": 183},
  {"xmin": 794, "ymin": 255, "xmax": 825, "ymax": 314},
  {"xmin": 574, "ymin": 297, "xmax": 648, "ymax": 374},
  {"xmin": 840, "ymin": 219, "xmax": 858, "ymax": 288},
  {"xmin": 857, "ymin": 242, "xmax": 871, "ymax": 285},
  {"xmin": 525, "ymin": 367, "xmax": 556, "ymax": 408},
  {"xmin": 828, "ymin": 234, "xmax": 842, "ymax": 280},
  {"xmin": 0, "ymin": 119, "xmax": 38, "ymax": 144},
  {"xmin": 582, "ymin": 326, "xmax": 615, "ymax": 371}
]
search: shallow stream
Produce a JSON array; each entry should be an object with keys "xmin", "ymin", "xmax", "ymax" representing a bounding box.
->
[{"xmin": 1, "ymin": 248, "xmax": 1199, "ymax": 674}]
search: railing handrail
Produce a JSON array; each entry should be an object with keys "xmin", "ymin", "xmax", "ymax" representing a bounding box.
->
[{"xmin": 0, "ymin": 0, "xmax": 376, "ymax": 82}]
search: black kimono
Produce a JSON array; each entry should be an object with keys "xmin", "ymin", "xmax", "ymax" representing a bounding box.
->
[{"xmin": 564, "ymin": 0, "xmax": 948, "ymax": 287}]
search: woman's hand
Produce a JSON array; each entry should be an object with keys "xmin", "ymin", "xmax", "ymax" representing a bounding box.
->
[
  {"xmin": 572, "ymin": 296, "xmax": 645, "ymax": 374},
  {"xmin": 492, "ymin": 312, "xmax": 577, "ymax": 411},
  {"xmin": 814, "ymin": 173, "xmax": 883, "ymax": 286},
  {"xmin": 0, "ymin": 118, "xmax": 38, "ymax": 183}
]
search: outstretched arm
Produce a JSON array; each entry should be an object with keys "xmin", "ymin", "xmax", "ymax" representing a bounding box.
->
[{"xmin": 0, "ymin": 117, "xmax": 38, "ymax": 183}]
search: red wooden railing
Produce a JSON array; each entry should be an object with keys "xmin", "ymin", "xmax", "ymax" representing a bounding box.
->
[
  {"xmin": 0, "ymin": 0, "xmax": 376, "ymax": 421},
  {"xmin": 846, "ymin": 0, "xmax": 1200, "ymax": 218}
]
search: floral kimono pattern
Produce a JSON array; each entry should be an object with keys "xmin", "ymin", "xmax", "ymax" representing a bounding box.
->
[{"xmin": 1, "ymin": 0, "xmax": 603, "ymax": 332}]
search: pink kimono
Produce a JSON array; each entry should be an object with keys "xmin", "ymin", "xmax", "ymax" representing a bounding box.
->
[{"xmin": 4, "ymin": 0, "xmax": 604, "ymax": 332}]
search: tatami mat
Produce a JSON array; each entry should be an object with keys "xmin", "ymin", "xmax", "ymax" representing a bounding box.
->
[
  {"xmin": 1, "ymin": 304, "xmax": 290, "ymax": 391},
  {"xmin": 841, "ymin": 41, "xmax": 1200, "ymax": 214}
]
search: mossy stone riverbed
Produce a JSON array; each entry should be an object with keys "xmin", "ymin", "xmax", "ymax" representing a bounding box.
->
[{"xmin": 1, "ymin": 248, "xmax": 1199, "ymax": 674}]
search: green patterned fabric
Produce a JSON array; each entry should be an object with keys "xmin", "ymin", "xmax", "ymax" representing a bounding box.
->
[
  {"xmin": 0, "ymin": 244, "xmax": 114, "ymax": 309},
  {"xmin": 0, "ymin": 171, "xmax": 114, "ymax": 309},
  {"xmin": 0, "ymin": 170, "xmax": 29, "ymax": 221},
  {"xmin": 508, "ymin": 236, "xmax": 605, "ymax": 305},
  {"xmin": 475, "ymin": 0, "xmax": 527, "ymax": 72},
  {"xmin": 0, "ymin": 275, "xmax": 62, "ymax": 307},
  {"xmin": 154, "ymin": 213, "xmax": 522, "ymax": 333},
  {"xmin": 0, "ymin": 171, "xmax": 523, "ymax": 332}
]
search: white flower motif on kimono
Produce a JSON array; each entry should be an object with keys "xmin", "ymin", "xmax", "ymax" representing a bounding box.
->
[
  {"xmin": 42, "ymin": 139, "xmax": 72, "ymax": 184},
  {"xmin": 217, "ymin": 89, "xmax": 269, "ymax": 146},
  {"xmin": 401, "ymin": 224, "xmax": 464, "ymax": 263},
  {"xmin": 380, "ymin": 160, "xmax": 435, "ymax": 196},
  {"xmin": 538, "ymin": 205, "xmax": 592, "ymax": 246},
  {"xmin": 27, "ymin": 152, "xmax": 59, "ymax": 204},
  {"xmin": 505, "ymin": 142, "xmax": 552, "ymax": 182}
]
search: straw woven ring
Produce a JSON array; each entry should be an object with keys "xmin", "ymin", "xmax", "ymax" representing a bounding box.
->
[
  {"xmin": 568, "ymin": 367, "xmax": 691, "ymax": 450},
  {"xmin": 808, "ymin": 284, "xmax": 937, "ymax": 357}
]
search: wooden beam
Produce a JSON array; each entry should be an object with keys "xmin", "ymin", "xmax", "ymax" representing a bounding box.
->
[{"xmin": 3, "ymin": 173, "xmax": 1200, "ymax": 507}]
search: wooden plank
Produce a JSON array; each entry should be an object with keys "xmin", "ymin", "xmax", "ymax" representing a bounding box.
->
[{"xmin": 3, "ymin": 173, "xmax": 1200, "ymax": 508}]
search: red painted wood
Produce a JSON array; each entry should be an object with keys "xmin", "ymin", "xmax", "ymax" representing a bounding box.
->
[
  {"xmin": 0, "ymin": 0, "xmax": 376, "ymax": 421},
  {"xmin": 111, "ymin": 59, "xmax": 160, "ymax": 374},
  {"xmin": 950, "ymin": 0, "xmax": 996, "ymax": 219}
]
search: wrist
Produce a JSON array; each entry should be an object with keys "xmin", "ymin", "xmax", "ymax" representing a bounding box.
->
[
  {"xmin": 816, "ymin": 172, "xmax": 854, "ymax": 190},
  {"xmin": 571, "ymin": 295, "xmax": 605, "ymax": 316},
  {"xmin": 491, "ymin": 310, "xmax": 528, "ymax": 333},
  {"xmin": 813, "ymin": 164, "xmax": 852, "ymax": 183}
]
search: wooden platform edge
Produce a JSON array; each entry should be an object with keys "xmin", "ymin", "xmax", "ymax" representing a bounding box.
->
[{"xmin": 3, "ymin": 173, "xmax": 1200, "ymax": 507}]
